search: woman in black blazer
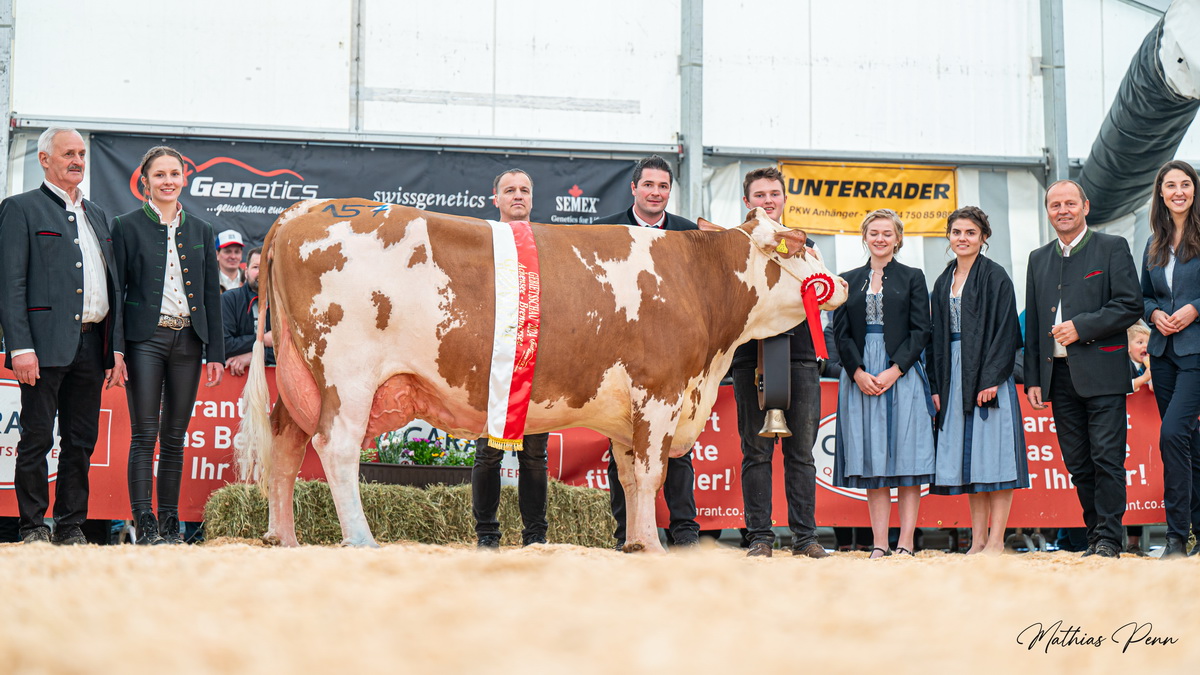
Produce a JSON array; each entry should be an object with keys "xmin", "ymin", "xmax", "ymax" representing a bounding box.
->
[
  {"xmin": 112, "ymin": 146, "xmax": 224, "ymax": 545},
  {"xmin": 832, "ymin": 208, "xmax": 935, "ymax": 558},
  {"xmin": 1140, "ymin": 159, "xmax": 1200, "ymax": 559}
]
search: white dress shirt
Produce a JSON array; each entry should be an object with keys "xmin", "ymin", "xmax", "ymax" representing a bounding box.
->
[
  {"xmin": 1165, "ymin": 247, "xmax": 1177, "ymax": 295},
  {"xmin": 1053, "ymin": 227, "xmax": 1088, "ymax": 358},
  {"xmin": 148, "ymin": 202, "xmax": 191, "ymax": 317},
  {"xmin": 632, "ymin": 210, "xmax": 666, "ymax": 229},
  {"xmin": 44, "ymin": 181, "xmax": 109, "ymax": 324}
]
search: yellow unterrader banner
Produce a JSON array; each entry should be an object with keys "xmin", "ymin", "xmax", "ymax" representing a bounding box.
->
[{"xmin": 780, "ymin": 161, "xmax": 957, "ymax": 236}]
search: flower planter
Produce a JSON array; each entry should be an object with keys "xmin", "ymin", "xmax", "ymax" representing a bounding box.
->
[{"xmin": 358, "ymin": 462, "xmax": 472, "ymax": 488}]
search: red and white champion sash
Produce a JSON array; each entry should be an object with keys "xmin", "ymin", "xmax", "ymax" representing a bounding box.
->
[{"xmin": 486, "ymin": 220, "xmax": 541, "ymax": 452}]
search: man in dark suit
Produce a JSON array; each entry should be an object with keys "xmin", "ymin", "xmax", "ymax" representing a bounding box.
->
[
  {"xmin": 0, "ymin": 127, "xmax": 124, "ymax": 545},
  {"xmin": 1024, "ymin": 179, "xmax": 1142, "ymax": 558},
  {"xmin": 595, "ymin": 155, "xmax": 700, "ymax": 549},
  {"xmin": 471, "ymin": 168, "xmax": 551, "ymax": 549}
]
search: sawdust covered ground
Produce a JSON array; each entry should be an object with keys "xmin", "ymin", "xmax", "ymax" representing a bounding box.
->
[{"xmin": 1, "ymin": 540, "xmax": 1195, "ymax": 674}]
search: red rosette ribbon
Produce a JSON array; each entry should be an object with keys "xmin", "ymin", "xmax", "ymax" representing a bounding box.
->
[{"xmin": 801, "ymin": 273, "xmax": 834, "ymax": 359}]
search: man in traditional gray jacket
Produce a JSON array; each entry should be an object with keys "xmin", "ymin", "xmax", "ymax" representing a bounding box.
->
[
  {"xmin": 1024, "ymin": 179, "xmax": 1142, "ymax": 558},
  {"xmin": 0, "ymin": 127, "xmax": 125, "ymax": 545}
]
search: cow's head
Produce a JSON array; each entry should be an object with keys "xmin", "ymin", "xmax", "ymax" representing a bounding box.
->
[{"xmin": 700, "ymin": 208, "xmax": 848, "ymax": 311}]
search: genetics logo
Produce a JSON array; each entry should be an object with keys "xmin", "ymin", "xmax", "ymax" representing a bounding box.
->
[{"xmin": 125, "ymin": 154, "xmax": 320, "ymax": 205}]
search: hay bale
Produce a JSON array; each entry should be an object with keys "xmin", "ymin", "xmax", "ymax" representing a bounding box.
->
[
  {"xmin": 203, "ymin": 483, "xmax": 267, "ymax": 539},
  {"xmin": 204, "ymin": 479, "xmax": 616, "ymax": 547},
  {"xmin": 545, "ymin": 481, "xmax": 616, "ymax": 548},
  {"xmin": 423, "ymin": 483, "xmax": 476, "ymax": 543}
]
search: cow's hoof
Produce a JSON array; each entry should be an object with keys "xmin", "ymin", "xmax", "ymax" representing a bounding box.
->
[
  {"xmin": 340, "ymin": 538, "xmax": 381, "ymax": 548},
  {"xmin": 622, "ymin": 542, "xmax": 645, "ymax": 553},
  {"xmin": 262, "ymin": 533, "xmax": 300, "ymax": 547}
]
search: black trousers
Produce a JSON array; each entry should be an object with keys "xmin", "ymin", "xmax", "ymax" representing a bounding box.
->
[
  {"xmin": 15, "ymin": 329, "xmax": 105, "ymax": 537},
  {"xmin": 471, "ymin": 433, "xmax": 549, "ymax": 542},
  {"xmin": 125, "ymin": 326, "xmax": 203, "ymax": 515},
  {"xmin": 1049, "ymin": 359, "xmax": 1127, "ymax": 546},
  {"xmin": 732, "ymin": 362, "xmax": 821, "ymax": 548},
  {"xmin": 1148, "ymin": 349, "xmax": 1200, "ymax": 540},
  {"xmin": 607, "ymin": 448, "xmax": 699, "ymax": 546}
]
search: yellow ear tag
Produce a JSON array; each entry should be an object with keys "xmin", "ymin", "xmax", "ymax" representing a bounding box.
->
[{"xmin": 775, "ymin": 240, "xmax": 789, "ymax": 255}]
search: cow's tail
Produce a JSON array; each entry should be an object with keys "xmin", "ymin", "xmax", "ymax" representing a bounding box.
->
[{"xmin": 235, "ymin": 236, "xmax": 274, "ymax": 493}]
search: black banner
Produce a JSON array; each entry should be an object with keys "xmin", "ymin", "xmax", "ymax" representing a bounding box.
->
[{"xmin": 89, "ymin": 134, "xmax": 636, "ymax": 246}]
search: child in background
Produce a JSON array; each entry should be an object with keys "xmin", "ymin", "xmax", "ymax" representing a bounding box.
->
[
  {"xmin": 1126, "ymin": 321, "xmax": 1152, "ymax": 555},
  {"xmin": 1129, "ymin": 322, "xmax": 1152, "ymax": 393}
]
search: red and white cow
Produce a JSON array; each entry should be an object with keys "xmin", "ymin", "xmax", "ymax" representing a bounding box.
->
[{"xmin": 237, "ymin": 201, "xmax": 846, "ymax": 552}]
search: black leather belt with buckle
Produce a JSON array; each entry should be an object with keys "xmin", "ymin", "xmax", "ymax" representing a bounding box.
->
[
  {"xmin": 80, "ymin": 322, "xmax": 97, "ymax": 333},
  {"xmin": 158, "ymin": 315, "xmax": 191, "ymax": 330}
]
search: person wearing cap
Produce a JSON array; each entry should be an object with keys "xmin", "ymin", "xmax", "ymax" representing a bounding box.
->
[
  {"xmin": 215, "ymin": 229, "xmax": 245, "ymax": 291},
  {"xmin": 111, "ymin": 145, "xmax": 224, "ymax": 544}
]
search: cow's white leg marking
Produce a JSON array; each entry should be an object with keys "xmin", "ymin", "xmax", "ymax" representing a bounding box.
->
[
  {"xmin": 312, "ymin": 406, "xmax": 379, "ymax": 548},
  {"xmin": 611, "ymin": 439, "xmax": 666, "ymax": 554},
  {"xmin": 619, "ymin": 392, "xmax": 682, "ymax": 554}
]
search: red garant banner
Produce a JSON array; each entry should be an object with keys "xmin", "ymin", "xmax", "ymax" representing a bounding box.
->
[{"xmin": 0, "ymin": 365, "xmax": 1166, "ymax": 527}]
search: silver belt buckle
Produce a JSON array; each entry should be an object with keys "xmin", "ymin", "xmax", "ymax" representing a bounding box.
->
[{"xmin": 158, "ymin": 315, "xmax": 188, "ymax": 330}]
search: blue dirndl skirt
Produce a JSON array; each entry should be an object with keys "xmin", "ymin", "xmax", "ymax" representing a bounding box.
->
[
  {"xmin": 833, "ymin": 329, "xmax": 936, "ymax": 489},
  {"xmin": 930, "ymin": 337, "xmax": 1030, "ymax": 495}
]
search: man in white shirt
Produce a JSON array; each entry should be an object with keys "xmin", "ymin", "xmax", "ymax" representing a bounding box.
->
[
  {"xmin": 471, "ymin": 169, "xmax": 551, "ymax": 549},
  {"xmin": 0, "ymin": 127, "xmax": 125, "ymax": 545}
]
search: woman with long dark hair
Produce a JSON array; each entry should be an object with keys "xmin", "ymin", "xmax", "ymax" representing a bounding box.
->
[
  {"xmin": 1141, "ymin": 159, "xmax": 1200, "ymax": 559},
  {"xmin": 112, "ymin": 146, "xmax": 224, "ymax": 544},
  {"xmin": 928, "ymin": 206, "xmax": 1028, "ymax": 554},
  {"xmin": 832, "ymin": 209, "xmax": 935, "ymax": 558}
]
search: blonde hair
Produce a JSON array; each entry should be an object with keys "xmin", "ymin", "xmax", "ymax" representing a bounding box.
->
[
  {"xmin": 1127, "ymin": 321, "xmax": 1151, "ymax": 341},
  {"xmin": 860, "ymin": 208, "xmax": 905, "ymax": 253}
]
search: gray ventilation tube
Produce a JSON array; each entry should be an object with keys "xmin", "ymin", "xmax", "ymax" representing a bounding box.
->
[{"xmin": 1078, "ymin": 1, "xmax": 1200, "ymax": 225}]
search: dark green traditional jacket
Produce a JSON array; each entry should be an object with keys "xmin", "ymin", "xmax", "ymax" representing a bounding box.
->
[
  {"xmin": 111, "ymin": 204, "xmax": 224, "ymax": 363},
  {"xmin": 1023, "ymin": 228, "xmax": 1142, "ymax": 398}
]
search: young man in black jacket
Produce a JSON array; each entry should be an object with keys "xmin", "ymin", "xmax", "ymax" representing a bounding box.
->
[{"xmin": 732, "ymin": 167, "xmax": 828, "ymax": 559}]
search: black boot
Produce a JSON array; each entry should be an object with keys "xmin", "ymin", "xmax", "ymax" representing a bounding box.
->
[
  {"xmin": 158, "ymin": 511, "xmax": 185, "ymax": 545},
  {"xmin": 134, "ymin": 511, "xmax": 166, "ymax": 546},
  {"xmin": 1161, "ymin": 535, "xmax": 1187, "ymax": 560}
]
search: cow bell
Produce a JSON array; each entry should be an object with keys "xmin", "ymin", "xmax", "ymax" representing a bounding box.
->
[{"xmin": 758, "ymin": 408, "xmax": 792, "ymax": 438}]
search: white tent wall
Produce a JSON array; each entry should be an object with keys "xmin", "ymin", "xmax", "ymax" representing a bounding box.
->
[
  {"xmin": 360, "ymin": 1, "xmax": 682, "ymax": 144},
  {"xmin": 4, "ymin": 0, "xmax": 1194, "ymax": 256},
  {"xmin": 11, "ymin": 1, "xmax": 1190, "ymax": 154},
  {"xmin": 1066, "ymin": 0, "xmax": 1200, "ymax": 159},
  {"xmin": 10, "ymin": 1, "xmax": 352, "ymax": 130},
  {"xmin": 703, "ymin": 1, "xmax": 1043, "ymax": 157}
]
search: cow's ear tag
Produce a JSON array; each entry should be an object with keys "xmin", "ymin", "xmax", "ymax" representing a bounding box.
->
[{"xmin": 775, "ymin": 240, "xmax": 789, "ymax": 255}]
